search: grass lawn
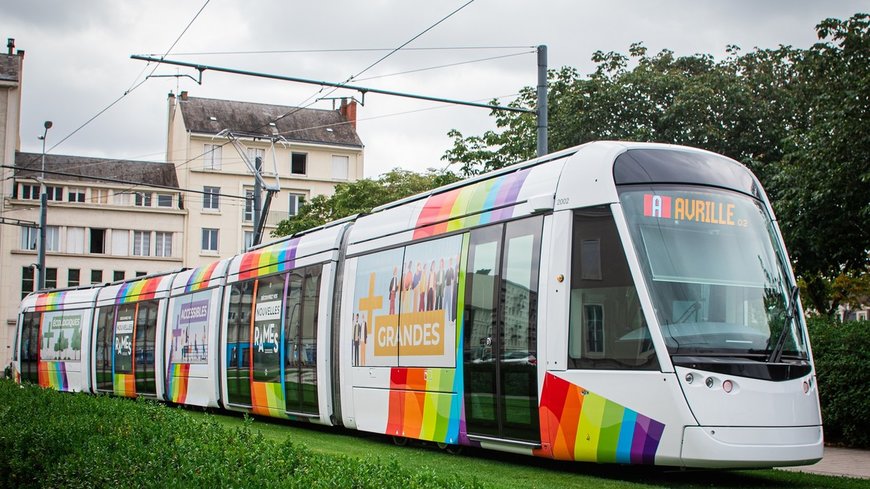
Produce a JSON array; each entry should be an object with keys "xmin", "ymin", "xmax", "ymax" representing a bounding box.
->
[{"xmin": 196, "ymin": 409, "xmax": 867, "ymax": 489}]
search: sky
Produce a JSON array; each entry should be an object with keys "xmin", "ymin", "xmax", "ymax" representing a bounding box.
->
[{"xmin": 1, "ymin": 1, "xmax": 866, "ymax": 179}]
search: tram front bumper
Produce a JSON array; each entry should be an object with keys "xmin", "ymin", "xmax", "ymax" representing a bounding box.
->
[{"xmin": 680, "ymin": 425, "xmax": 823, "ymax": 468}]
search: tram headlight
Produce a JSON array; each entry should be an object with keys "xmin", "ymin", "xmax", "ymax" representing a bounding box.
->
[
  {"xmin": 685, "ymin": 373, "xmax": 694, "ymax": 384},
  {"xmin": 803, "ymin": 381, "xmax": 810, "ymax": 394},
  {"xmin": 722, "ymin": 380, "xmax": 733, "ymax": 393},
  {"xmin": 705, "ymin": 377, "xmax": 714, "ymax": 388}
]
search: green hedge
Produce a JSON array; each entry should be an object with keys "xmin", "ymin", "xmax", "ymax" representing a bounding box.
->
[
  {"xmin": 0, "ymin": 381, "xmax": 480, "ymax": 488},
  {"xmin": 807, "ymin": 317, "xmax": 870, "ymax": 448}
]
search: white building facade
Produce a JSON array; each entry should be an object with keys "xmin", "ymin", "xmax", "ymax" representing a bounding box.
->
[{"xmin": 166, "ymin": 93, "xmax": 364, "ymax": 268}]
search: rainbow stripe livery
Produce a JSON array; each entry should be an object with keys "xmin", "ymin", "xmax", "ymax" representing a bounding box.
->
[
  {"xmin": 251, "ymin": 381, "xmax": 287, "ymax": 418},
  {"xmin": 114, "ymin": 373, "xmax": 136, "ymax": 397},
  {"xmin": 537, "ymin": 373, "xmax": 665, "ymax": 464},
  {"xmin": 413, "ymin": 169, "xmax": 530, "ymax": 239},
  {"xmin": 167, "ymin": 363, "xmax": 190, "ymax": 403},
  {"xmin": 34, "ymin": 291, "xmax": 66, "ymax": 312},
  {"xmin": 38, "ymin": 361, "xmax": 68, "ymax": 391},
  {"xmin": 238, "ymin": 239, "xmax": 300, "ymax": 281},
  {"xmin": 117, "ymin": 277, "xmax": 164, "ymax": 303},
  {"xmin": 385, "ymin": 368, "xmax": 462, "ymax": 444},
  {"xmin": 185, "ymin": 261, "xmax": 221, "ymax": 292}
]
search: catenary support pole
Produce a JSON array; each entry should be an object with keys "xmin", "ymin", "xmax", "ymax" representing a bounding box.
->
[{"xmin": 536, "ymin": 45, "xmax": 548, "ymax": 157}]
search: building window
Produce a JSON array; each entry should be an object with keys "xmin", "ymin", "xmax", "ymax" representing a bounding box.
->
[
  {"xmin": 94, "ymin": 188, "xmax": 109, "ymax": 204},
  {"xmin": 20, "ymin": 184, "xmax": 39, "ymax": 200},
  {"xmin": 113, "ymin": 270, "xmax": 125, "ymax": 282},
  {"xmin": 133, "ymin": 231, "xmax": 151, "ymax": 256},
  {"xmin": 90, "ymin": 228, "xmax": 106, "ymax": 254},
  {"xmin": 134, "ymin": 192, "xmax": 152, "ymax": 207},
  {"xmin": 244, "ymin": 230, "xmax": 254, "ymax": 251},
  {"xmin": 67, "ymin": 227, "xmax": 84, "ymax": 254},
  {"xmin": 155, "ymin": 232, "xmax": 172, "ymax": 257},
  {"xmin": 248, "ymin": 147, "xmax": 265, "ymax": 166},
  {"xmin": 113, "ymin": 191, "xmax": 130, "ymax": 206},
  {"xmin": 46, "ymin": 225, "xmax": 60, "ymax": 252},
  {"xmin": 157, "ymin": 194, "xmax": 173, "ymax": 207},
  {"xmin": 204, "ymin": 144, "xmax": 222, "ymax": 170},
  {"xmin": 112, "ymin": 229, "xmax": 129, "ymax": 256},
  {"xmin": 46, "ymin": 186, "xmax": 63, "ymax": 201},
  {"xmin": 21, "ymin": 267, "xmax": 34, "ymax": 299},
  {"xmin": 68, "ymin": 187, "xmax": 86, "ymax": 203},
  {"xmin": 20, "ymin": 227, "xmax": 38, "ymax": 250},
  {"xmin": 68, "ymin": 269, "xmax": 80, "ymax": 287},
  {"xmin": 584, "ymin": 304, "xmax": 605, "ymax": 355},
  {"xmin": 203, "ymin": 186, "xmax": 220, "ymax": 210},
  {"xmin": 332, "ymin": 155, "xmax": 349, "ymax": 180},
  {"xmin": 45, "ymin": 268, "xmax": 58, "ymax": 289},
  {"xmin": 91, "ymin": 270, "xmax": 103, "ymax": 284},
  {"xmin": 288, "ymin": 193, "xmax": 305, "ymax": 216},
  {"xmin": 291, "ymin": 152, "xmax": 307, "ymax": 175},
  {"xmin": 201, "ymin": 228, "xmax": 219, "ymax": 252},
  {"xmin": 244, "ymin": 189, "xmax": 254, "ymax": 222}
]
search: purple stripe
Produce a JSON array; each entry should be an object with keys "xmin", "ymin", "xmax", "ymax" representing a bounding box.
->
[
  {"xmin": 630, "ymin": 415, "xmax": 651, "ymax": 464},
  {"xmin": 492, "ymin": 170, "xmax": 530, "ymax": 221},
  {"xmin": 642, "ymin": 419, "xmax": 665, "ymax": 464}
]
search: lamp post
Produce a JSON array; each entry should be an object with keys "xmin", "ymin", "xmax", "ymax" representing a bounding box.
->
[{"xmin": 37, "ymin": 120, "xmax": 52, "ymax": 290}]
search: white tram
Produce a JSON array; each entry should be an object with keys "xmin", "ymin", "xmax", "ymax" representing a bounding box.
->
[{"xmin": 12, "ymin": 142, "xmax": 823, "ymax": 468}]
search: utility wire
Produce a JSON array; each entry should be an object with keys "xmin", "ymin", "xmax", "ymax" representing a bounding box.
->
[
  {"xmin": 355, "ymin": 50, "xmax": 534, "ymax": 82},
  {"xmin": 270, "ymin": 0, "xmax": 477, "ymax": 130},
  {"xmin": 45, "ymin": 0, "xmax": 211, "ymax": 154},
  {"xmin": 159, "ymin": 45, "xmax": 536, "ymax": 56}
]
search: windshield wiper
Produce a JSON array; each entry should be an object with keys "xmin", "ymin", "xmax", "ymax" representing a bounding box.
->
[{"xmin": 768, "ymin": 285, "xmax": 800, "ymax": 363}]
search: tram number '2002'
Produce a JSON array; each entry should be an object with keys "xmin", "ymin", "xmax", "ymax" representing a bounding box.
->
[{"xmin": 556, "ymin": 198, "xmax": 570, "ymax": 206}]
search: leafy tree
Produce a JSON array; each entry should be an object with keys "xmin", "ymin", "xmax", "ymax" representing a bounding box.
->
[
  {"xmin": 442, "ymin": 13, "xmax": 870, "ymax": 315},
  {"xmin": 772, "ymin": 14, "xmax": 870, "ymax": 315},
  {"xmin": 273, "ymin": 169, "xmax": 459, "ymax": 237}
]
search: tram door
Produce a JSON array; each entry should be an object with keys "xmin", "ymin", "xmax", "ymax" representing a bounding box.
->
[{"xmin": 464, "ymin": 216, "xmax": 542, "ymax": 442}]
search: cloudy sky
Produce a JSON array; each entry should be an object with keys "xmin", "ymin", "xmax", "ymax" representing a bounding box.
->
[{"xmin": 1, "ymin": 1, "xmax": 865, "ymax": 178}]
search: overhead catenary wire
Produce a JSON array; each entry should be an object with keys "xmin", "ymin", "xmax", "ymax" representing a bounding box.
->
[
  {"xmin": 254, "ymin": 0, "xmax": 480, "ymax": 135},
  {"xmin": 44, "ymin": 0, "xmax": 211, "ymax": 155},
  {"xmin": 155, "ymin": 45, "xmax": 537, "ymax": 56}
]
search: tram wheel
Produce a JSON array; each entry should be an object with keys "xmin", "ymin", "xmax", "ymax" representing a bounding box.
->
[
  {"xmin": 392, "ymin": 436, "xmax": 409, "ymax": 446},
  {"xmin": 437, "ymin": 442, "xmax": 463, "ymax": 455}
]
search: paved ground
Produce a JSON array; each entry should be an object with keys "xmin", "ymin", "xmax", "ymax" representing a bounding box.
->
[{"xmin": 779, "ymin": 447, "xmax": 870, "ymax": 480}]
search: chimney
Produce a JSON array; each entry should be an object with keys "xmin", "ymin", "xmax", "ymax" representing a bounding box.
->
[
  {"xmin": 180, "ymin": 90, "xmax": 188, "ymax": 101},
  {"xmin": 339, "ymin": 98, "xmax": 357, "ymax": 130},
  {"xmin": 6, "ymin": 38, "xmax": 13, "ymax": 55}
]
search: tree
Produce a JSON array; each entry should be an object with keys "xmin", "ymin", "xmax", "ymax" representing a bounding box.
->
[
  {"xmin": 273, "ymin": 168, "xmax": 459, "ymax": 237},
  {"xmin": 442, "ymin": 13, "xmax": 870, "ymax": 315},
  {"xmin": 772, "ymin": 14, "xmax": 870, "ymax": 315}
]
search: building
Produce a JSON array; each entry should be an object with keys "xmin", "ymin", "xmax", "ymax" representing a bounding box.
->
[
  {"xmin": 0, "ymin": 39, "xmax": 365, "ymax": 372},
  {"xmin": 0, "ymin": 39, "xmax": 24, "ymax": 369},
  {"xmin": 166, "ymin": 92, "xmax": 364, "ymax": 268},
  {"xmin": 0, "ymin": 154, "xmax": 185, "ymax": 369}
]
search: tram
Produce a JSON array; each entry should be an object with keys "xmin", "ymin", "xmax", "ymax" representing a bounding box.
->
[{"xmin": 12, "ymin": 141, "xmax": 823, "ymax": 468}]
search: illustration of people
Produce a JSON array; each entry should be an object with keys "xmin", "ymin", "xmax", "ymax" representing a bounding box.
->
[
  {"xmin": 445, "ymin": 257, "xmax": 456, "ymax": 322},
  {"xmin": 388, "ymin": 266, "xmax": 399, "ymax": 314},
  {"xmin": 436, "ymin": 258, "xmax": 445, "ymax": 310},
  {"xmin": 352, "ymin": 313, "xmax": 361, "ymax": 365},
  {"xmin": 427, "ymin": 260, "xmax": 437, "ymax": 311},
  {"xmin": 412, "ymin": 262, "xmax": 423, "ymax": 312},
  {"xmin": 402, "ymin": 261, "xmax": 413, "ymax": 313},
  {"xmin": 361, "ymin": 312, "xmax": 368, "ymax": 366}
]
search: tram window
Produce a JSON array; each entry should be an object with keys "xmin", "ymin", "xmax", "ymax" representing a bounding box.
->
[
  {"xmin": 252, "ymin": 274, "xmax": 285, "ymax": 383},
  {"xmin": 114, "ymin": 304, "xmax": 136, "ymax": 374},
  {"xmin": 568, "ymin": 207, "xmax": 659, "ymax": 370},
  {"xmin": 95, "ymin": 306, "xmax": 114, "ymax": 391}
]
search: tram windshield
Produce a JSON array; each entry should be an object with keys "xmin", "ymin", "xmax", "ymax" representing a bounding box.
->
[{"xmin": 619, "ymin": 187, "xmax": 808, "ymax": 361}]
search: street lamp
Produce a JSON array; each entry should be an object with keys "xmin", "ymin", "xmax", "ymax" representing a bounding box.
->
[{"xmin": 37, "ymin": 120, "xmax": 52, "ymax": 290}]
